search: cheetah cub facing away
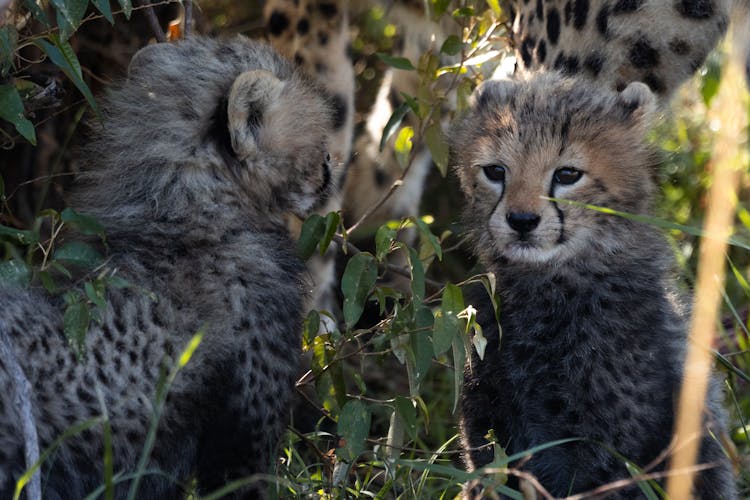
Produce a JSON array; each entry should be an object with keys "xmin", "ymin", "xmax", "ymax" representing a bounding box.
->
[
  {"xmin": 453, "ymin": 72, "xmax": 736, "ymax": 498},
  {"xmin": 0, "ymin": 37, "xmax": 334, "ymax": 498}
]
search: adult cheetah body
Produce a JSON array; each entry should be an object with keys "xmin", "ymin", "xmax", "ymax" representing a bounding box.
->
[{"xmin": 511, "ymin": 0, "xmax": 733, "ymax": 96}]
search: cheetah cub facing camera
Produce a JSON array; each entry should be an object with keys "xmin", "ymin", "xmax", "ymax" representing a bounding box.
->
[
  {"xmin": 0, "ymin": 37, "xmax": 334, "ymax": 498},
  {"xmin": 453, "ymin": 72, "xmax": 736, "ymax": 498}
]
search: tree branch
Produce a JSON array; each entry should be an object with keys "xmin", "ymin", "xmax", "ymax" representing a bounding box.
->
[
  {"xmin": 183, "ymin": 0, "xmax": 192, "ymax": 36},
  {"xmin": 137, "ymin": 0, "xmax": 167, "ymax": 43}
]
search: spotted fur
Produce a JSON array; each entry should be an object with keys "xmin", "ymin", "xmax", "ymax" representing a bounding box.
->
[
  {"xmin": 0, "ymin": 36, "xmax": 334, "ymax": 498},
  {"xmin": 511, "ymin": 0, "xmax": 732, "ymax": 96},
  {"xmin": 453, "ymin": 72, "xmax": 736, "ymax": 498},
  {"xmin": 264, "ymin": 0, "xmax": 353, "ymax": 325}
]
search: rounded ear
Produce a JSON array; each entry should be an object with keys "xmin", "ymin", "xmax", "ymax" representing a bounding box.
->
[
  {"xmin": 617, "ymin": 81, "xmax": 656, "ymax": 126},
  {"xmin": 227, "ymin": 69, "xmax": 285, "ymax": 160},
  {"xmin": 474, "ymin": 78, "xmax": 519, "ymax": 108},
  {"xmin": 127, "ymin": 42, "xmax": 175, "ymax": 78}
]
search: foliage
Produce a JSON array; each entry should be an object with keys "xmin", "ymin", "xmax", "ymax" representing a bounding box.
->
[{"xmin": 0, "ymin": 0, "xmax": 749, "ymax": 498}]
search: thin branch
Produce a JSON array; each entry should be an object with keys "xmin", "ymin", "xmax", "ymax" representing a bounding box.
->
[
  {"xmin": 183, "ymin": 0, "xmax": 192, "ymax": 36},
  {"xmin": 137, "ymin": 0, "xmax": 167, "ymax": 43},
  {"xmin": 0, "ymin": 320, "xmax": 41, "ymax": 500},
  {"xmin": 346, "ymin": 179, "xmax": 403, "ymax": 234},
  {"xmin": 332, "ymin": 233, "xmax": 443, "ymax": 292},
  {"xmin": 565, "ymin": 462, "xmax": 718, "ymax": 499}
]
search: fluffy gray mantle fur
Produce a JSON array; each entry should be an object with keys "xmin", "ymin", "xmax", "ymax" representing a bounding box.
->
[{"xmin": 0, "ymin": 36, "xmax": 334, "ymax": 499}]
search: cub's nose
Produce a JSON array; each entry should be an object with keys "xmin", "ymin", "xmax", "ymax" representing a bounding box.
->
[{"xmin": 506, "ymin": 212, "xmax": 541, "ymax": 234}]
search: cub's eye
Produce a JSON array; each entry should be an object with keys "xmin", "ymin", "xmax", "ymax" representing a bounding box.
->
[
  {"xmin": 553, "ymin": 167, "xmax": 583, "ymax": 185},
  {"xmin": 482, "ymin": 165, "xmax": 506, "ymax": 183}
]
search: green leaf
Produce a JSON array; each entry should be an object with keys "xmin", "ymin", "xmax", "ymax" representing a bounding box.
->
[
  {"xmin": 104, "ymin": 275, "xmax": 130, "ymax": 289},
  {"xmin": 433, "ymin": 284, "xmax": 464, "ymax": 356},
  {"xmin": 376, "ymin": 53, "xmax": 416, "ymax": 71},
  {"xmin": 319, "ymin": 211, "xmax": 340, "ymax": 256},
  {"xmin": 452, "ymin": 339, "xmax": 465, "ymax": 411},
  {"xmin": 23, "ymin": 0, "xmax": 50, "ymax": 25},
  {"xmin": 412, "ymin": 216, "xmax": 442, "ymax": 260},
  {"xmin": 453, "ymin": 7, "xmax": 475, "ymax": 17},
  {"xmin": 91, "ymin": 0, "xmax": 114, "ymax": 24},
  {"xmin": 0, "ymin": 223, "xmax": 38, "ymax": 245},
  {"xmin": 297, "ymin": 213, "xmax": 326, "ymax": 260},
  {"xmin": 440, "ymin": 35, "xmax": 463, "ymax": 56},
  {"xmin": 424, "ymin": 119, "xmax": 449, "ymax": 177},
  {"xmin": 61, "ymin": 208, "xmax": 105, "ymax": 239},
  {"xmin": 626, "ymin": 462, "xmax": 660, "ymax": 500},
  {"xmin": 39, "ymin": 270, "xmax": 56, "ymax": 292},
  {"xmin": 117, "ymin": 0, "xmax": 132, "ymax": 18},
  {"xmin": 64, "ymin": 299, "xmax": 90, "ymax": 358},
  {"xmin": 0, "ymin": 26, "xmax": 18, "ymax": 72},
  {"xmin": 432, "ymin": 312, "xmax": 454, "ymax": 357},
  {"xmin": 311, "ymin": 335, "xmax": 338, "ymax": 412},
  {"xmin": 486, "ymin": 0, "xmax": 502, "ymax": 15},
  {"xmin": 375, "ymin": 224, "xmax": 396, "ymax": 261},
  {"xmin": 337, "ymin": 400, "xmax": 371, "ymax": 461},
  {"xmin": 479, "ymin": 273, "xmax": 502, "ymax": 347},
  {"xmin": 394, "ymin": 396, "xmax": 417, "ymax": 440},
  {"xmin": 429, "ymin": 0, "xmax": 451, "ymax": 16},
  {"xmin": 700, "ymin": 54, "xmax": 721, "ymax": 106},
  {"xmin": 53, "ymin": 241, "xmax": 104, "ymax": 269},
  {"xmin": 50, "ymin": 261, "xmax": 72, "ymax": 279},
  {"xmin": 407, "ymin": 247, "xmax": 425, "ymax": 302},
  {"xmin": 0, "ymin": 84, "xmax": 36, "ymax": 144},
  {"xmin": 400, "ymin": 92, "xmax": 420, "ymax": 116},
  {"xmin": 0, "ymin": 259, "xmax": 31, "ymax": 287},
  {"xmin": 379, "ymin": 101, "xmax": 411, "ymax": 152},
  {"xmin": 302, "ymin": 309, "xmax": 320, "ymax": 348},
  {"xmin": 394, "ymin": 126, "xmax": 414, "ymax": 168},
  {"xmin": 84, "ymin": 280, "xmax": 106, "ymax": 310},
  {"xmin": 50, "ymin": 0, "xmax": 88, "ymax": 39},
  {"xmin": 341, "ymin": 252, "xmax": 378, "ymax": 328},
  {"xmin": 35, "ymin": 35, "xmax": 99, "ymax": 116},
  {"xmin": 545, "ymin": 196, "xmax": 750, "ymax": 251},
  {"xmin": 410, "ymin": 306, "xmax": 433, "ymax": 390}
]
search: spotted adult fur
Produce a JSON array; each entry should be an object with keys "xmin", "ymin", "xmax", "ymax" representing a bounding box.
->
[
  {"xmin": 453, "ymin": 72, "xmax": 736, "ymax": 498},
  {"xmin": 511, "ymin": 0, "xmax": 732, "ymax": 96},
  {"xmin": 264, "ymin": 0, "xmax": 353, "ymax": 326},
  {"xmin": 0, "ymin": 36, "xmax": 334, "ymax": 498}
]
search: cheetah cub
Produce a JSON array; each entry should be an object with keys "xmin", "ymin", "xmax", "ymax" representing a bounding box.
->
[
  {"xmin": 0, "ymin": 36, "xmax": 334, "ymax": 498},
  {"xmin": 452, "ymin": 72, "xmax": 736, "ymax": 498}
]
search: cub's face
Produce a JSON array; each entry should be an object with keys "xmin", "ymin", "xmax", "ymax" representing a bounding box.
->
[{"xmin": 452, "ymin": 73, "xmax": 657, "ymax": 265}]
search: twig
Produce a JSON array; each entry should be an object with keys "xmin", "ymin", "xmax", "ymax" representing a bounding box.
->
[
  {"xmin": 565, "ymin": 462, "xmax": 718, "ymax": 499},
  {"xmin": 183, "ymin": 0, "xmax": 192, "ymax": 36},
  {"xmin": 332, "ymin": 233, "xmax": 443, "ymax": 293},
  {"xmin": 137, "ymin": 0, "xmax": 167, "ymax": 43},
  {"xmin": 346, "ymin": 179, "xmax": 403, "ymax": 234},
  {"xmin": 0, "ymin": 319, "xmax": 41, "ymax": 500}
]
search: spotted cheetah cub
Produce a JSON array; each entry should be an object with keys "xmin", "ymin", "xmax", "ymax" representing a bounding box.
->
[
  {"xmin": 452, "ymin": 72, "xmax": 736, "ymax": 498},
  {"xmin": 0, "ymin": 36, "xmax": 334, "ymax": 498}
]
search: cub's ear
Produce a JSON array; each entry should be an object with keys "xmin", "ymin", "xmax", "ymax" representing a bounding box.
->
[
  {"xmin": 227, "ymin": 69, "xmax": 285, "ymax": 161},
  {"xmin": 127, "ymin": 42, "xmax": 175, "ymax": 78},
  {"xmin": 474, "ymin": 78, "xmax": 519, "ymax": 108},
  {"xmin": 617, "ymin": 81, "xmax": 656, "ymax": 126}
]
